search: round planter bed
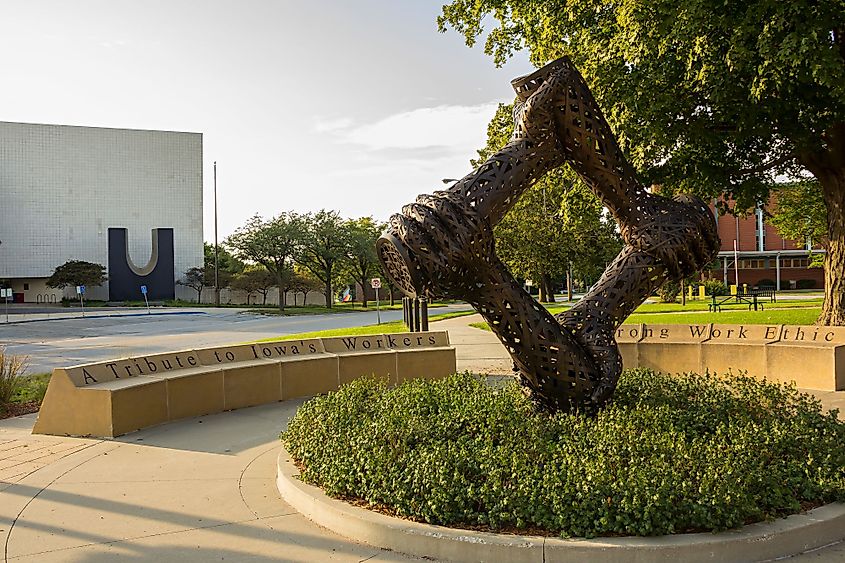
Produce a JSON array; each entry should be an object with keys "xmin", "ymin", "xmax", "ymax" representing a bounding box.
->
[{"xmin": 276, "ymin": 446, "xmax": 845, "ymax": 563}]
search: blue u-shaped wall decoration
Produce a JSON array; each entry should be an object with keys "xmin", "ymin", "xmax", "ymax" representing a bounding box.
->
[{"xmin": 108, "ymin": 228, "xmax": 175, "ymax": 301}]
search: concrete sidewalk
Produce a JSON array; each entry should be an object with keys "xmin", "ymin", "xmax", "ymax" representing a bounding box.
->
[
  {"xmin": 1, "ymin": 315, "xmax": 843, "ymax": 562},
  {"xmin": 0, "ymin": 307, "xmax": 213, "ymax": 325},
  {"xmin": 0, "ymin": 402, "xmax": 425, "ymax": 563}
]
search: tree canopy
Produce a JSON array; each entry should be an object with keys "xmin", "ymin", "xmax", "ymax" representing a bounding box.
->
[
  {"xmin": 177, "ymin": 266, "xmax": 208, "ymax": 303},
  {"xmin": 769, "ymin": 180, "xmax": 828, "ymax": 250},
  {"xmin": 477, "ymin": 103, "xmax": 622, "ymax": 301},
  {"xmin": 46, "ymin": 260, "xmax": 107, "ymax": 290},
  {"xmin": 295, "ymin": 210, "xmax": 350, "ymax": 308},
  {"xmin": 203, "ymin": 242, "xmax": 244, "ymax": 277},
  {"xmin": 344, "ymin": 216, "xmax": 384, "ymax": 308},
  {"xmin": 439, "ymin": 0, "xmax": 845, "ymax": 323},
  {"xmin": 230, "ymin": 266, "xmax": 277, "ymax": 306},
  {"xmin": 225, "ymin": 213, "xmax": 302, "ymax": 311}
]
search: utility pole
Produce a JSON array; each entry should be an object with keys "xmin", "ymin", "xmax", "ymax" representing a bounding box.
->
[{"xmin": 214, "ymin": 161, "xmax": 220, "ymax": 307}]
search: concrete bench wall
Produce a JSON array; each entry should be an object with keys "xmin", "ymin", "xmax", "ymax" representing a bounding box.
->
[
  {"xmin": 616, "ymin": 324, "xmax": 845, "ymax": 391},
  {"xmin": 32, "ymin": 331, "xmax": 456, "ymax": 438}
]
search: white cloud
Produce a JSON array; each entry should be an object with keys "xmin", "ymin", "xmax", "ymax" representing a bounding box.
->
[
  {"xmin": 339, "ymin": 102, "xmax": 504, "ymax": 151},
  {"xmin": 313, "ymin": 117, "xmax": 354, "ymax": 133}
]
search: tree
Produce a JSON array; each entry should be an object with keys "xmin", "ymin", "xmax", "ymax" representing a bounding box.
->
[
  {"xmin": 276, "ymin": 267, "xmax": 299, "ymax": 308},
  {"xmin": 439, "ymin": 1, "xmax": 845, "ymax": 323},
  {"xmin": 225, "ymin": 213, "xmax": 302, "ymax": 312},
  {"xmin": 295, "ymin": 210, "xmax": 350, "ymax": 308},
  {"xmin": 345, "ymin": 217, "xmax": 384, "ymax": 308},
  {"xmin": 382, "ymin": 276, "xmax": 398, "ymax": 306},
  {"xmin": 230, "ymin": 266, "xmax": 276, "ymax": 305},
  {"xmin": 46, "ymin": 260, "xmax": 107, "ymax": 290},
  {"xmin": 203, "ymin": 243, "xmax": 244, "ymax": 276},
  {"xmin": 769, "ymin": 180, "xmax": 828, "ymax": 266},
  {"xmin": 177, "ymin": 265, "xmax": 232, "ymax": 303},
  {"xmin": 476, "ymin": 103, "xmax": 622, "ymax": 303},
  {"xmin": 178, "ymin": 267, "xmax": 206, "ymax": 303},
  {"xmin": 290, "ymin": 269, "xmax": 324, "ymax": 306}
]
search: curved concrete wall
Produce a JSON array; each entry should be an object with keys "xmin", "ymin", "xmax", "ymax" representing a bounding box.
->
[{"xmin": 616, "ymin": 323, "xmax": 845, "ymax": 391}]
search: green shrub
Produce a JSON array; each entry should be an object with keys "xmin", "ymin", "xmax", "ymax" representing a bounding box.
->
[
  {"xmin": 757, "ymin": 278, "xmax": 776, "ymax": 289},
  {"xmin": 11, "ymin": 372, "xmax": 51, "ymax": 404},
  {"xmin": 702, "ymin": 279, "xmax": 727, "ymax": 296},
  {"xmin": 657, "ymin": 281, "xmax": 680, "ymax": 303},
  {"xmin": 0, "ymin": 347, "xmax": 29, "ymax": 413},
  {"xmin": 797, "ymin": 279, "xmax": 817, "ymax": 290},
  {"xmin": 283, "ymin": 371, "xmax": 845, "ymax": 538}
]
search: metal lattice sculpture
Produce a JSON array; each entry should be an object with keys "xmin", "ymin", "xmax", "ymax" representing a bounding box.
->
[{"xmin": 377, "ymin": 57, "xmax": 720, "ymax": 412}]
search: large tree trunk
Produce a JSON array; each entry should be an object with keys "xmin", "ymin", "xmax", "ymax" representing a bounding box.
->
[
  {"xmin": 275, "ymin": 272, "xmax": 285, "ymax": 313},
  {"xmin": 359, "ymin": 276, "xmax": 368, "ymax": 308},
  {"xmin": 818, "ymin": 168, "xmax": 845, "ymax": 325},
  {"xmin": 541, "ymin": 273, "xmax": 556, "ymax": 303},
  {"xmin": 325, "ymin": 278, "xmax": 333, "ymax": 308},
  {"xmin": 801, "ymin": 124, "xmax": 845, "ymax": 325}
]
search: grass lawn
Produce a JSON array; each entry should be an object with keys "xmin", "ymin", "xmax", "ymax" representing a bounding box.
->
[
  {"xmin": 513, "ymin": 298, "xmax": 823, "ymax": 316},
  {"xmin": 470, "ymin": 307, "xmax": 822, "ymax": 332},
  {"xmin": 254, "ymin": 309, "xmax": 477, "ymax": 342},
  {"xmin": 634, "ymin": 298, "xmax": 822, "ymax": 313},
  {"xmin": 246, "ymin": 301, "xmax": 446, "ymax": 316},
  {"xmin": 624, "ymin": 307, "xmax": 821, "ymax": 325}
]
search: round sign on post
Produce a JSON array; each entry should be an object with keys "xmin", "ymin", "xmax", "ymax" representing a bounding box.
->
[{"xmin": 371, "ymin": 278, "xmax": 382, "ymax": 325}]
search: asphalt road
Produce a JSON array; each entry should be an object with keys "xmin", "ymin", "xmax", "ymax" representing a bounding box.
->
[{"xmin": 0, "ymin": 304, "xmax": 473, "ymax": 374}]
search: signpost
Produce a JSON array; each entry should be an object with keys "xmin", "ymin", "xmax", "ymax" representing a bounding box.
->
[
  {"xmin": 141, "ymin": 285, "xmax": 150, "ymax": 315},
  {"xmin": 76, "ymin": 285, "xmax": 85, "ymax": 318},
  {"xmin": 371, "ymin": 278, "xmax": 382, "ymax": 325},
  {"xmin": 1, "ymin": 288, "xmax": 10, "ymax": 323}
]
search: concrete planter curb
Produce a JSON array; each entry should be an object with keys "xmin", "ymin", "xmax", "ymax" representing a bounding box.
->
[{"xmin": 276, "ymin": 447, "xmax": 845, "ymax": 563}]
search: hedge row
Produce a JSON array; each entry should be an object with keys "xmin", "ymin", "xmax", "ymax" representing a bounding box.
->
[{"xmin": 282, "ymin": 370, "xmax": 845, "ymax": 538}]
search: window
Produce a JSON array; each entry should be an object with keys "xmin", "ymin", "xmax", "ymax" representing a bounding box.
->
[
  {"xmin": 781, "ymin": 258, "xmax": 810, "ymax": 268},
  {"xmin": 23, "ymin": 283, "xmax": 29, "ymax": 290}
]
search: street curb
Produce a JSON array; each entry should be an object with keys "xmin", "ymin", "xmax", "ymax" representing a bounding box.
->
[
  {"xmin": 276, "ymin": 447, "xmax": 845, "ymax": 563},
  {"xmin": 2, "ymin": 310, "xmax": 207, "ymax": 324}
]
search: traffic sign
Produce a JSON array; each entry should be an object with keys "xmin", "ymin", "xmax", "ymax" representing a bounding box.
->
[
  {"xmin": 76, "ymin": 285, "xmax": 86, "ymax": 295},
  {"xmin": 140, "ymin": 285, "xmax": 148, "ymax": 295},
  {"xmin": 370, "ymin": 278, "xmax": 382, "ymax": 289},
  {"xmin": 0, "ymin": 288, "xmax": 10, "ymax": 298}
]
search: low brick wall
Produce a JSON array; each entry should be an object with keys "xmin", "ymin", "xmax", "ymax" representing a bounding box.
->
[
  {"xmin": 32, "ymin": 331, "xmax": 456, "ymax": 438},
  {"xmin": 616, "ymin": 324, "xmax": 845, "ymax": 391}
]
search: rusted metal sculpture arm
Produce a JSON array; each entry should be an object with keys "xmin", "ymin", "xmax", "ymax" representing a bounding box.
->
[{"xmin": 377, "ymin": 57, "xmax": 719, "ymax": 411}]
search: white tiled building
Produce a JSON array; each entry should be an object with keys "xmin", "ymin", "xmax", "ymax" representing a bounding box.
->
[{"xmin": 0, "ymin": 122, "xmax": 203, "ymax": 302}]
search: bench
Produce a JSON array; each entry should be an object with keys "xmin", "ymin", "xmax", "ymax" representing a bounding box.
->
[
  {"xmin": 32, "ymin": 331, "xmax": 456, "ymax": 438},
  {"xmin": 617, "ymin": 323, "xmax": 845, "ymax": 391},
  {"xmin": 708, "ymin": 289, "xmax": 776, "ymax": 312}
]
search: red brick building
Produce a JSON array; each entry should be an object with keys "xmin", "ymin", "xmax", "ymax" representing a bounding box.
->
[{"xmin": 709, "ymin": 201, "xmax": 824, "ymax": 290}]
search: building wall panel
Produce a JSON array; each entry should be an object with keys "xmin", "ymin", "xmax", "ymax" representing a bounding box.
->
[{"xmin": 0, "ymin": 122, "xmax": 202, "ymax": 300}]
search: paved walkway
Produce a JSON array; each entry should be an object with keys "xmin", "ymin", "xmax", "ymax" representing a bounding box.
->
[
  {"xmin": 0, "ymin": 306, "xmax": 215, "ymax": 324},
  {"xmin": 1, "ymin": 315, "xmax": 843, "ymax": 562}
]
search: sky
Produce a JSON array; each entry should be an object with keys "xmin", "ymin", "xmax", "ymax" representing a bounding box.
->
[{"xmin": 0, "ymin": 1, "xmax": 535, "ymax": 242}]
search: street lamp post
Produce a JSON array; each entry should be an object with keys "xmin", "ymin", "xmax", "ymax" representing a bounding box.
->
[{"xmin": 214, "ymin": 161, "xmax": 220, "ymax": 307}]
